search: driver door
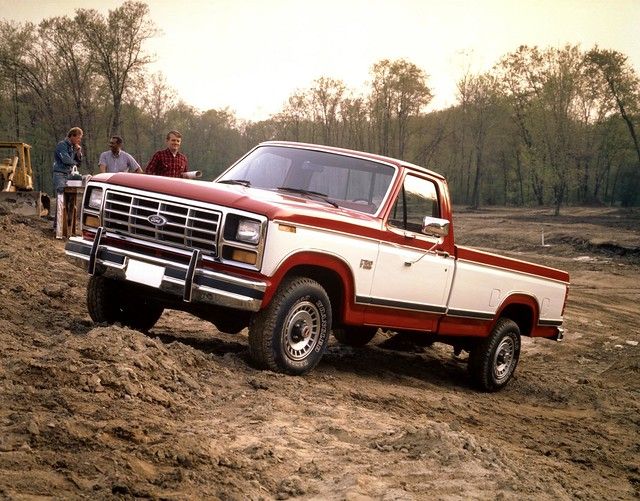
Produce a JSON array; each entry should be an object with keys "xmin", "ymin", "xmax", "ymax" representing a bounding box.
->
[{"xmin": 365, "ymin": 174, "xmax": 454, "ymax": 331}]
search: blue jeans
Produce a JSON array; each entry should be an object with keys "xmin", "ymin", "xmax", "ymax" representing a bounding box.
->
[{"xmin": 53, "ymin": 171, "xmax": 68, "ymax": 194}]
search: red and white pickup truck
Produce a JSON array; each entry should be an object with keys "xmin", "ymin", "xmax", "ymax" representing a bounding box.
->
[{"xmin": 65, "ymin": 141, "xmax": 569, "ymax": 391}]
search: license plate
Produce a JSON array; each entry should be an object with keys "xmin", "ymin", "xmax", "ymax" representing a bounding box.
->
[{"xmin": 125, "ymin": 259, "xmax": 165, "ymax": 288}]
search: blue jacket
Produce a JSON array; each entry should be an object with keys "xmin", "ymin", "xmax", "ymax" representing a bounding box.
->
[{"xmin": 53, "ymin": 138, "xmax": 82, "ymax": 174}]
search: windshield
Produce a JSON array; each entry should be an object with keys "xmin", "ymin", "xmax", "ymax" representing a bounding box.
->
[{"xmin": 217, "ymin": 145, "xmax": 396, "ymax": 214}]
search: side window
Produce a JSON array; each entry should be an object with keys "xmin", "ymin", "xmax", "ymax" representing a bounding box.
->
[{"xmin": 389, "ymin": 175, "xmax": 439, "ymax": 233}]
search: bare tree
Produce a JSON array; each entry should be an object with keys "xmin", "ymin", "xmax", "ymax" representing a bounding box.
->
[
  {"xmin": 496, "ymin": 46, "xmax": 546, "ymax": 205},
  {"xmin": 369, "ymin": 59, "xmax": 394, "ymax": 156},
  {"xmin": 0, "ymin": 20, "xmax": 59, "ymax": 139},
  {"xmin": 339, "ymin": 94, "xmax": 368, "ymax": 151},
  {"xmin": 278, "ymin": 90, "xmax": 313, "ymax": 142},
  {"xmin": 369, "ymin": 59, "xmax": 432, "ymax": 158},
  {"xmin": 392, "ymin": 59, "xmax": 432, "ymax": 158},
  {"xmin": 141, "ymin": 72, "xmax": 177, "ymax": 151},
  {"xmin": 457, "ymin": 72, "xmax": 500, "ymax": 209},
  {"xmin": 75, "ymin": 1, "xmax": 156, "ymax": 136},
  {"xmin": 310, "ymin": 77, "xmax": 345, "ymax": 145},
  {"xmin": 39, "ymin": 16, "xmax": 102, "ymax": 170},
  {"xmin": 496, "ymin": 45, "xmax": 586, "ymax": 214},
  {"xmin": 586, "ymin": 48, "xmax": 640, "ymax": 168}
]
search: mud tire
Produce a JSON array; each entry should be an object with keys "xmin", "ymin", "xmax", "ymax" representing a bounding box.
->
[
  {"xmin": 248, "ymin": 277, "xmax": 331, "ymax": 375},
  {"xmin": 468, "ymin": 318, "xmax": 521, "ymax": 392},
  {"xmin": 87, "ymin": 275, "xmax": 118, "ymax": 324},
  {"xmin": 87, "ymin": 276, "xmax": 164, "ymax": 332}
]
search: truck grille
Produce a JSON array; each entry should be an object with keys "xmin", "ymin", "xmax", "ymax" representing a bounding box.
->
[{"xmin": 103, "ymin": 191, "xmax": 221, "ymax": 256}]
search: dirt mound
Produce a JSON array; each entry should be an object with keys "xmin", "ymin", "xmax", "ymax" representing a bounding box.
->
[
  {"xmin": 0, "ymin": 209, "xmax": 639, "ymax": 499},
  {"xmin": 550, "ymin": 234, "xmax": 640, "ymax": 262}
]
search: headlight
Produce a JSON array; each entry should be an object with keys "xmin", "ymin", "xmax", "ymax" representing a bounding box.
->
[
  {"xmin": 87, "ymin": 187, "xmax": 103, "ymax": 209},
  {"xmin": 236, "ymin": 219, "xmax": 261, "ymax": 244}
]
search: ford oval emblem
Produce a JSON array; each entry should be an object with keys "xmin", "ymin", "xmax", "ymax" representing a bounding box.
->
[{"xmin": 148, "ymin": 214, "xmax": 167, "ymax": 227}]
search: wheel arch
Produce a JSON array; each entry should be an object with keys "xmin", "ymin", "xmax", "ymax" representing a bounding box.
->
[
  {"xmin": 264, "ymin": 251, "xmax": 358, "ymax": 325},
  {"xmin": 495, "ymin": 293, "xmax": 539, "ymax": 337}
]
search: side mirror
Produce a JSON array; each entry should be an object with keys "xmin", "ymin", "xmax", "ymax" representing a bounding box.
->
[{"xmin": 422, "ymin": 216, "xmax": 450, "ymax": 237}]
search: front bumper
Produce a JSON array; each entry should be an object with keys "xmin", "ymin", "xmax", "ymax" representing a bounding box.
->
[{"xmin": 65, "ymin": 231, "xmax": 266, "ymax": 312}]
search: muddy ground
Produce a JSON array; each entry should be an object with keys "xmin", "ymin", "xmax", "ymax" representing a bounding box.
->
[{"xmin": 0, "ymin": 205, "xmax": 638, "ymax": 500}]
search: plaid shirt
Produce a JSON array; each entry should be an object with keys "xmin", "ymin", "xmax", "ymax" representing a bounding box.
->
[{"xmin": 145, "ymin": 148, "xmax": 188, "ymax": 177}]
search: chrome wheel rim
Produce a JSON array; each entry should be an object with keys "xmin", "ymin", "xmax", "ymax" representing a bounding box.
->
[
  {"xmin": 283, "ymin": 300, "xmax": 321, "ymax": 361},
  {"xmin": 493, "ymin": 337, "xmax": 516, "ymax": 383}
]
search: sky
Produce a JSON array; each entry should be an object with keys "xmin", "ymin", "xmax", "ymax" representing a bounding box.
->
[{"xmin": 2, "ymin": 0, "xmax": 640, "ymax": 122}]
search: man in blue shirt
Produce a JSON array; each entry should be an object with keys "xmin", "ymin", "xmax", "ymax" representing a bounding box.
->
[
  {"xmin": 98, "ymin": 136, "xmax": 142, "ymax": 173},
  {"xmin": 52, "ymin": 127, "xmax": 83, "ymax": 232},
  {"xmin": 53, "ymin": 127, "xmax": 83, "ymax": 186}
]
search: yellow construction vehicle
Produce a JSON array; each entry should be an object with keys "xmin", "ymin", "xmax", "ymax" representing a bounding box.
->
[{"xmin": 0, "ymin": 141, "xmax": 49, "ymax": 216}]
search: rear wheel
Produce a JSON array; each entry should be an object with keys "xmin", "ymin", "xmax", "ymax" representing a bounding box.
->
[
  {"xmin": 332, "ymin": 326, "xmax": 377, "ymax": 347},
  {"xmin": 248, "ymin": 277, "xmax": 331, "ymax": 375},
  {"xmin": 87, "ymin": 276, "xmax": 164, "ymax": 332},
  {"xmin": 468, "ymin": 318, "xmax": 521, "ymax": 392}
]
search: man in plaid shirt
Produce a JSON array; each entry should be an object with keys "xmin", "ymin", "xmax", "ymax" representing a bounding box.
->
[{"xmin": 145, "ymin": 130, "xmax": 189, "ymax": 177}]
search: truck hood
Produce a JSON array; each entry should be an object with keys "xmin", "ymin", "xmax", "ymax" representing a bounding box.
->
[{"xmin": 93, "ymin": 173, "xmax": 382, "ymax": 230}]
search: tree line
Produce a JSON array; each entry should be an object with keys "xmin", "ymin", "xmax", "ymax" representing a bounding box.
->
[{"xmin": 1, "ymin": 1, "xmax": 638, "ymax": 211}]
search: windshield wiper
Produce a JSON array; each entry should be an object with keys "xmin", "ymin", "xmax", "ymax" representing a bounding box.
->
[
  {"xmin": 276, "ymin": 186, "xmax": 339, "ymax": 208},
  {"xmin": 218, "ymin": 179, "xmax": 251, "ymax": 187}
]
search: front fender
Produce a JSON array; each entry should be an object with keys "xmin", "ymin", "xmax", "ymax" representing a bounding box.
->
[{"xmin": 262, "ymin": 251, "xmax": 364, "ymax": 324}]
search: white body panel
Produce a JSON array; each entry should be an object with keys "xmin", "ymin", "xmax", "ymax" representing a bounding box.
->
[
  {"xmin": 370, "ymin": 241, "xmax": 454, "ymax": 309},
  {"xmin": 261, "ymin": 221, "xmax": 381, "ymax": 297},
  {"xmin": 448, "ymin": 259, "xmax": 567, "ymax": 322},
  {"xmin": 261, "ymin": 221, "xmax": 566, "ymax": 324}
]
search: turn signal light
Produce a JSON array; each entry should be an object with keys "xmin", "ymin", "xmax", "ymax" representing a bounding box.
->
[
  {"xmin": 231, "ymin": 248, "xmax": 257, "ymax": 265},
  {"xmin": 83, "ymin": 214, "xmax": 100, "ymax": 228}
]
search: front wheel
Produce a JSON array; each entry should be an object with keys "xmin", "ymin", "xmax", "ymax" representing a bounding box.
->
[
  {"xmin": 468, "ymin": 318, "xmax": 521, "ymax": 392},
  {"xmin": 87, "ymin": 276, "xmax": 164, "ymax": 332},
  {"xmin": 248, "ymin": 277, "xmax": 331, "ymax": 375}
]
